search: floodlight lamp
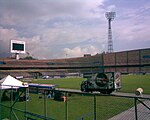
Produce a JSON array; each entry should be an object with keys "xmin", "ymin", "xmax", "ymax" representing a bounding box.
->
[{"xmin": 105, "ymin": 12, "xmax": 116, "ymax": 21}]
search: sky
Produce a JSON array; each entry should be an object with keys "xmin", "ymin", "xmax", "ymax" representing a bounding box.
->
[{"xmin": 0, "ymin": 0, "xmax": 150, "ymax": 59}]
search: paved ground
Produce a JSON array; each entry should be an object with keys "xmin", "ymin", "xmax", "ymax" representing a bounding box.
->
[
  {"xmin": 108, "ymin": 100, "xmax": 150, "ymax": 120},
  {"xmin": 112, "ymin": 92, "xmax": 150, "ymax": 98},
  {"xmin": 56, "ymin": 88, "xmax": 150, "ymax": 98}
]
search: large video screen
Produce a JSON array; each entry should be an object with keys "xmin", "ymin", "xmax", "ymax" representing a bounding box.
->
[
  {"xmin": 12, "ymin": 43, "xmax": 24, "ymax": 51},
  {"xmin": 10, "ymin": 40, "xmax": 25, "ymax": 53}
]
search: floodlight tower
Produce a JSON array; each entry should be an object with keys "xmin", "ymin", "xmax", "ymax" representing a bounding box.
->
[{"xmin": 105, "ymin": 12, "xmax": 116, "ymax": 53}]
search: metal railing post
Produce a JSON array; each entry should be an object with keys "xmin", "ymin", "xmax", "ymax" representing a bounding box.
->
[
  {"xmin": 25, "ymin": 88, "xmax": 27, "ymax": 120},
  {"xmin": 10, "ymin": 87, "xmax": 13, "ymax": 120},
  {"xmin": 44, "ymin": 90, "xmax": 47, "ymax": 119},
  {"xmin": 134, "ymin": 97, "xmax": 138, "ymax": 120},
  {"xmin": 0, "ymin": 88, "xmax": 2, "ymax": 120},
  {"xmin": 65, "ymin": 92, "xmax": 68, "ymax": 120},
  {"xmin": 94, "ymin": 95, "xmax": 96, "ymax": 120}
]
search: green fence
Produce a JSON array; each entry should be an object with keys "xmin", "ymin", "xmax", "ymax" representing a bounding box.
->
[{"xmin": 0, "ymin": 88, "xmax": 150, "ymax": 120}]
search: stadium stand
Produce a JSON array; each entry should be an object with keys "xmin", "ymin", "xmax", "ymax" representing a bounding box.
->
[{"xmin": 0, "ymin": 48, "xmax": 149, "ymax": 78}]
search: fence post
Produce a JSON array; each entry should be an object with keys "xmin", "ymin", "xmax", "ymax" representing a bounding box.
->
[
  {"xmin": 0, "ymin": 88, "xmax": 1, "ymax": 120},
  {"xmin": 10, "ymin": 87, "xmax": 13, "ymax": 120},
  {"xmin": 25, "ymin": 88, "xmax": 28, "ymax": 120},
  {"xmin": 65, "ymin": 92, "xmax": 68, "ymax": 120},
  {"xmin": 94, "ymin": 95, "xmax": 96, "ymax": 120},
  {"xmin": 134, "ymin": 97, "xmax": 138, "ymax": 120},
  {"xmin": 44, "ymin": 90, "xmax": 47, "ymax": 119}
]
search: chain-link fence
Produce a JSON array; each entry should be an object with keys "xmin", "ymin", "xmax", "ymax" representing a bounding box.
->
[{"xmin": 0, "ymin": 88, "xmax": 150, "ymax": 120}]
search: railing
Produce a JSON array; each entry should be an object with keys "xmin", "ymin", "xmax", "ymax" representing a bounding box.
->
[{"xmin": 0, "ymin": 88, "xmax": 150, "ymax": 120}]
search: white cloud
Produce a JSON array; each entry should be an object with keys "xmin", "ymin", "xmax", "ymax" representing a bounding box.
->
[
  {"xmin": 0, "ymin": 27, "xmax": 18, "ymax": 40},
  {"xmin": 106, "ymin": 5, "xmax": 116, "ymax": 12},
  {"xmin": 0, "ymin": 27, "xmax": 19, "ymax": 57},
  {"xmin": 64, "ymin": 45, "xmax": 100, "ymax": 58}
]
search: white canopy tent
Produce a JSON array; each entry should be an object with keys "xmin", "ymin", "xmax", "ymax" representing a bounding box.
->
[
  {"xmin": 0, "ymin": 75, "xmax": 28, "ymax": 89},
  {"xmin": 0, "ymin": 75, "xmax": 29, "ymax": 119}
]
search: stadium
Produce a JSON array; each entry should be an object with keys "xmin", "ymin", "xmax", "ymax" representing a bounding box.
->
[
  {"xmin": 0, "ymin": 33, "xmax": 149, "ymax": 120},
  {"xmin": 0, "ymin": 48, "xmax": 149, "ymax": 79},
  {"xmin": 0, "ymin": 1, "xmax": 150, "ymax": 119},
  {"xmin": 0, "ymin": 48, "xmax": 150, "ymax": 120}
]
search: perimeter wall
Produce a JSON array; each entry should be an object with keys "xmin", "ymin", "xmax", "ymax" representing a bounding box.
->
[{"xmin": 103, "ymin": 48, "xmax": 150, "ymax": 74}]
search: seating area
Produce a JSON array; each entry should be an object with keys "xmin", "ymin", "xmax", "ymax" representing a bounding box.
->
[
  {"xmin": 0, "ymin": 71, "xmax": 32, "ymax": 79},
  {"xmin": 0, "ymin": 48, "xmax": 149, "ymax": 75}
]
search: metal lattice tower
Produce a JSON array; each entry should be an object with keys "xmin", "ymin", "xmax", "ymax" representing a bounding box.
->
[{"xmin": 105, "ymin": 12, "xmax": 116, "ymax": 53}]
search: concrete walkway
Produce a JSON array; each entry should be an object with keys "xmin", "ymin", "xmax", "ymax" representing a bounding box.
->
[{"xmin": 108, "ymin": 100, "xmax": 150, "ymax": 120}]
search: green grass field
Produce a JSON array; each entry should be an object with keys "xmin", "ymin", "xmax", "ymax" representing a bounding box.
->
[
  {"xmin": 120, "ymin": 75, "xmax": 150, "ymax": 94},
  {"xmin": 33, "ymin": 77, "xmax": 84, "ymax": 89},
  {"xmin": 1, "ymin": 93, "xmax": 133, "ymax": 120},
  {"xmin": 33, "ymin": 74, "xmax": 150, "ymax": 94}
]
